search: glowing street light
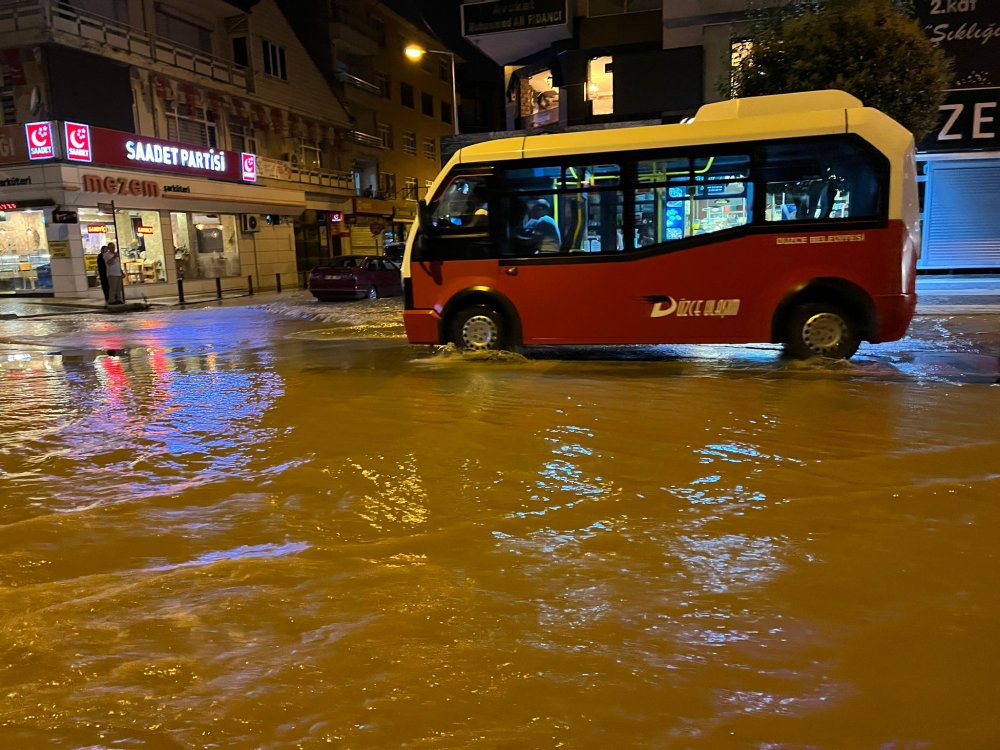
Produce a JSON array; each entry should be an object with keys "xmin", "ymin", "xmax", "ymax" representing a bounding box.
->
[{"xmin": 404, "ymin": 44, "xmax": 459, "ymax": 135}]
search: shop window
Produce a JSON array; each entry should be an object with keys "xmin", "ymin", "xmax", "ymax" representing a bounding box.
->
[
  {"xmin": 517, "ymin": 68, "xmax": 558, "ymax": 128},
  {"xmin": 0, "ymin": 209, "xmax": 50, "ymax": 291},
  {"xmin": 121, "ymin": 210, "xmax": 167, "ymax": 284},
  {"xmin": 587, "ymin": 56, "xmax": 613, "ymax": 116},
  {"xmin": 170, "ymin": 212, "xmax": 241, "ymax": 281}
]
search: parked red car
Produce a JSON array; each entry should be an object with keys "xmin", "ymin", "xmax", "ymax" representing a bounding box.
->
[{"xmin": 308, "ymin": 255, "xmax": 403, "ymax": 301}]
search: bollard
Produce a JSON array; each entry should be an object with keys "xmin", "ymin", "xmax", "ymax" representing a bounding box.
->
[
  {"xmin": 176, "ymin": 278, "xmax": 185, "ymax": 306},
  {"xmin": 247, "ymin": 275, "xmax": 254, "ymax": 296},
  {"xmin": 275, "ymin": 273, "xmax": 282, "ymax": 293},
  {"xmin": 215, "ymin": 277, "xmax": 222, "ymax": 299}
]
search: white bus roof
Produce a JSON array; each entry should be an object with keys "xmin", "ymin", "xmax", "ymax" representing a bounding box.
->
[{"xmin": 452, "ymin": 90, "xmax": 897, "ymax": 166}]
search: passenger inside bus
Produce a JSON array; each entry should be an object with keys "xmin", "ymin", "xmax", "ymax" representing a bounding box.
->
[{"xmin": 520, "ymin": 198, "xmax": 562, "ymax": 253}]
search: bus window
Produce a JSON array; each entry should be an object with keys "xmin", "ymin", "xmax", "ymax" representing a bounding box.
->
[
  {"xmin": 427, "ymin": 174, "xmax": 491, "ymax": 231},
  {"xmin": 634, "ymin": 154, "xmax": 751, "ymax": 242},
  {"xmin": 762, "ymin": 138, "xmax": 883, "ymax": 222}
]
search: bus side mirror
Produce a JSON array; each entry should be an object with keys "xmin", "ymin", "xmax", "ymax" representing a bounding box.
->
[
  {"xmin": 417, "ymin": 199, "xmax": 433, "ymax": 232},
  {"xmin": 413, "ymin": 200, "xmax": 433, "ymax": 261}
]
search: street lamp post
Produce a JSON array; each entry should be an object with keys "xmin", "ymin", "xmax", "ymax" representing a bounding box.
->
[{"xmin": 404, "ymin": 44, "xmax": 459, "ymax": 135}]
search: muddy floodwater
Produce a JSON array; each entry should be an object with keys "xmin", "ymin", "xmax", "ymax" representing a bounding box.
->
[{"xmin": 1, "ymin": 295, "xmax": 998, "ymax": 749}]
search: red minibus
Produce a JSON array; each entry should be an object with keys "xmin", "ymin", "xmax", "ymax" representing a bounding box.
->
[{"xmin": 402, "ymin": 90, "xmax": 919, "ymax": 359}]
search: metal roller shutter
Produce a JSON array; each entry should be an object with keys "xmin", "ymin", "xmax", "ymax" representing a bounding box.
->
[{"xmin": 923, "ymin": 162, "xmax": 1000, "ymax": 269}]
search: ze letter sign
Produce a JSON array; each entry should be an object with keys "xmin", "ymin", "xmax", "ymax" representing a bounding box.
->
[
  {"xmin": 25, "ymin": 122, "xmax": 55, "ymax": 160},
  {"xmin": 64, "ymin": 122, "xmax": 93, "ymax": 162}
]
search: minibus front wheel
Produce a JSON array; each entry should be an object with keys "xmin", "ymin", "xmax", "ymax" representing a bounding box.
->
[
  {"xmin": 450, "ymin": 304, "xmax": 508, "ymax": 351},
  {"xmin": 783, "ymin": 301, "xmax": 861, "ymax": 359}
]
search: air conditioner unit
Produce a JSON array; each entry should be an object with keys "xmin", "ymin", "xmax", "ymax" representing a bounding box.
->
[{"xmin": 240, "ymin": 214, "xmax": 259, "ymax": 233}]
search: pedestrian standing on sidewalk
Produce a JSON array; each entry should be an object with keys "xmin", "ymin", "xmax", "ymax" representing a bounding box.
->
[
  {"xmin": 96, "ymin": 244, "xmax": 110, "ymax": 302},
  {"xmin": 103, "ymin": 242, "xmax": 125, "ymax": 305}
]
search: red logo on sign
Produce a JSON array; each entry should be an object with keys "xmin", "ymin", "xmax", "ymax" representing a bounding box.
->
[
  {"xmin": 136, "ymin": 225, "xmax": 154, "ymax": 235},
  {"xmin": 87, "ymin": 224, "xmax": 108, "ymax": 234},
  {"xmin": 65, "ymin": 122, "xmax": 92, "ymax": 162},
  {"xmin": 25, "ymin": 122, "xmax": 55, "ymax": 160},
  {"xmin": 241, "ymin": 152, "xmax": 257, "ymax": 182}
]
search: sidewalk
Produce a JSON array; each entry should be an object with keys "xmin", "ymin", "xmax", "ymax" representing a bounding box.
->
[{"xmin": 3, "ymin": 276, "xmax": 1000, "ymax": 319}]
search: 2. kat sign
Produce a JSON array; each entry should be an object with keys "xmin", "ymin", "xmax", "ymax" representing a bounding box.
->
[
  {"xmin": 25, "ymin": 122, "xmax": 55, "ymax": 160},
  {"xmin": 64, "ymin": 122, "xmax": 93, "ymax": 162}
]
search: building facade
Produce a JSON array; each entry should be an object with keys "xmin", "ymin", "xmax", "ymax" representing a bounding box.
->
[
  {"xmin": 0, "ymin": 0, "xmax": 436, "ymax": 299},
  {"xmin": 278, "ymin": 0, "xmax": 460, "ymax": 253}
]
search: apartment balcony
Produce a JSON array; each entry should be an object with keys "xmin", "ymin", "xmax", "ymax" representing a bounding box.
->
[
  {"xmin": 256, "ymin": 156, "xmax": 355, "ymax": 194},
  {"xmin": 344, "ymin": 130, "xmax": 385, "ymax": 149},
  {"xmin": 0, "ymin": 0, "xmax": 248, "ymax": 89},
  {"xmin": 336, "ymin": 70, "xmax": 381, "ymax": 97}
]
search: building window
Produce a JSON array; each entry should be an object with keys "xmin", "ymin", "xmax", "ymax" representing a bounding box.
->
[
  {"xmin": 377, "ymin": 122, "xmax": 393, "ymax": 149},
  {"xmin": 587, "ymin": 56, "xmax": 613, "ymax": 116},
  {"xmin": 232, "ymin": 37, "xmax": 249, "ymax": 67},
  {"xmin": 439, "ymin": 59, "xmax": 451, "ymax": 83},
  {"xmin": 401, "ymin": 82, "xmax": 415, "ymax": 108},
  {"xmin": 402, "ymin": 130, "xmax": 417, "ymax": 156},
  {"xmin": 377, "ymin": 72, "xmax": 391, "ymax": 98},
  {"xmin": 404, "ymin": 176, "xmax": 419, "ymax": 201},
  {"xmin": 421, "ymin": 92, "xmax": 434, "ymax": 117},
  {"xmin": 730, "ymin": 38, "xmax": 754, "ymax": 96},
  {"xmin": 441, "ymin": 100, "xmax": 452, "ymax": 126},
  {"xmin": 0, "ymin": 64, "xmax": 12, "ymax": 121},
  {"xmin": 423, "ymin": 137, "xmax": 436, "ymax": 161},
  {"xmin": 164, "ymin": 101, "xmax": 217, "ymax": 148},
  {"xmin": 262, "ymin": 39, "xmax": 287, "ymax": 81},
  {"xmin": 295, "ymin": 140, "xmax": 323, "ymax": 169},
  {"xmin": 373, "ymin": 16, "xmax": 386, "ymax": 47},
  {"xmin": 378, "ymin": 171, "xmax": 396, "ymax": 199},
  {"xmin": 155, "ymin": 7, "xmax": 211, "ymax": 53},
  {"xmin": 229, "ymin": 121, "xmax": 257, "ymax": 154}
]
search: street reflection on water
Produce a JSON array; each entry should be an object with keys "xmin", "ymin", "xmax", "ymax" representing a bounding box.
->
[{"xmin": 0, "ymin": 297, "xmax": 997, "ymax": 748}]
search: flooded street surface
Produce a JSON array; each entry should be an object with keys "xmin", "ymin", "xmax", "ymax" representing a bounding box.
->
[{"xmin": 1, "ymin": 293, "xmax": 998, "ymax": 749}]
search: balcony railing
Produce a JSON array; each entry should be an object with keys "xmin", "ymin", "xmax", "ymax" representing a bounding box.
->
[
  {"xmin": 0, "ymin": 0, "xmax": 248, "ymax": 88},
  {"xmin": 336, "ymin": 70, "xmax": 381, "ymax": 96},
  {"xmin": 344, "ymin": 130, "xmax": 385, "ymax": 149},
  {"xmin": 256, "ymin": 156, "xmax": 354, "ymax": 192}
]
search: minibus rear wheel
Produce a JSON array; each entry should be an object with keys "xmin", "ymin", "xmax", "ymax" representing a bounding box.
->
[
  {"xmin": 784, "ymin": 301, "xmax": 861, "ymax": 359},
  {"xmin": 450, "ymin": 304, "xmax": 508, "ymax": 351}
]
